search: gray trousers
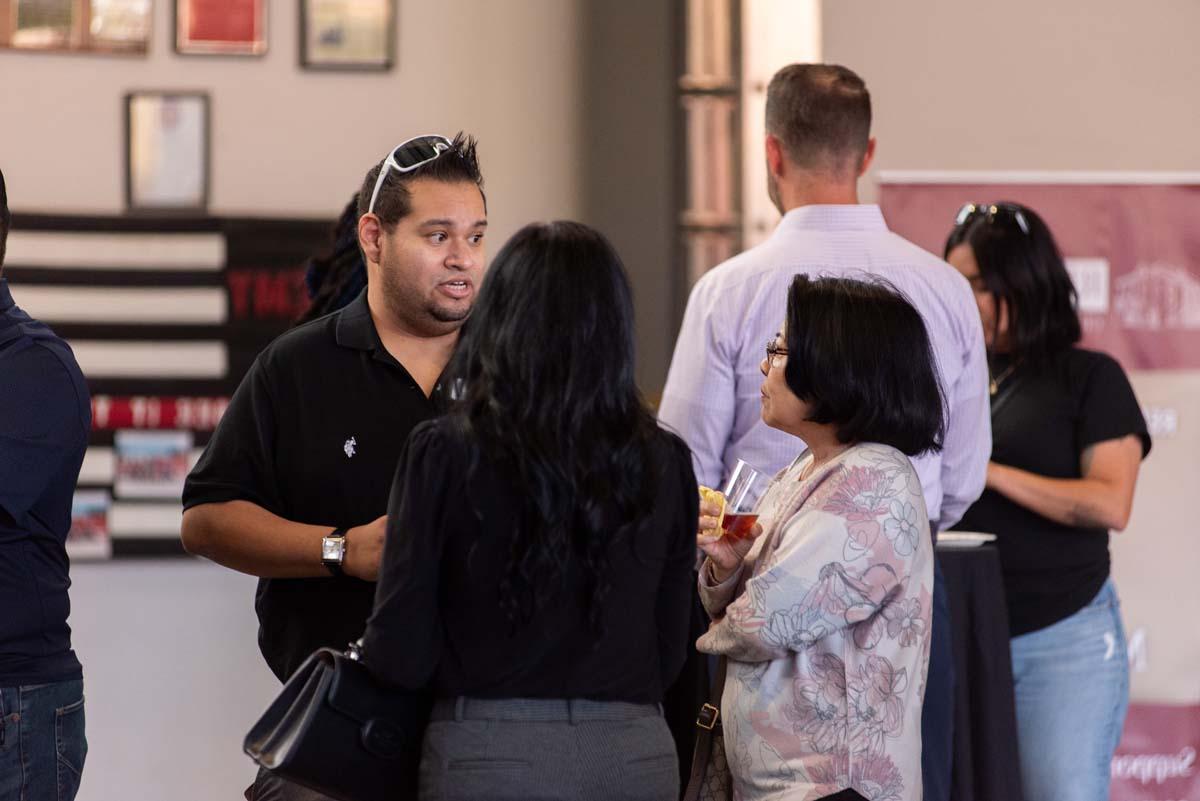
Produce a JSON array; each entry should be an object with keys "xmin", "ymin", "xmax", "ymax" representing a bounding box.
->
[{"xmin": 420, "ymin": 697, "xmax": 679, "ymax": 801}]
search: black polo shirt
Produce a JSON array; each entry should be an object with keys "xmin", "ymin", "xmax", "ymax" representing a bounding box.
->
[
  {"xmin": 183, "ymin": 290, "xmax": 445, "ymax": 682},
  {"xmin": 0, "ymin": 278, "xmax": 90, "ymax": 686}
]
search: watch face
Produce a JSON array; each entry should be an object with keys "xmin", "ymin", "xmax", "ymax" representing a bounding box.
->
[{"xmin": 322, "ymin": 537, "xmax": 345, "ymax": 563}]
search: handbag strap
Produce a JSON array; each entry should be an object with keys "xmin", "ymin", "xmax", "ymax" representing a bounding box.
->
[{"xmin": 682, "ymin": 656, "xmax": 728, "ymax": 801}]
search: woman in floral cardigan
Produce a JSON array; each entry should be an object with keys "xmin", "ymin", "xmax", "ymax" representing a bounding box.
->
[{"xmin": 697, "ymin": 276, "xmax": 946, "ymax": 801}]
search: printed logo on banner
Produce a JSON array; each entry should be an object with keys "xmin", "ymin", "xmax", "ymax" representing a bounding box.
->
[
  {"xmin": 1112, "ymin": 747, "xmax": 1197, "ymax": 785},
  {"xmin": 91, "ymin": 396, "xmax": 229, "ymax": 431},
  {"xmin": 1111, "ymin": 703, "xmax": 1200, "ymax": 801},
  {"xmin": 227, "ymin": 267, "xmax": 310, "ymax": 321},
  {"xmin": 1115, "ymin": 263, "xmax": 1200, "ymax": 331},
  {"xmin": 1066, "ymin": 257, "xmax": 1111, "ymax": 314},
  {"xmin": 1143, "ymin": 406, "xmax": 1179, "ymax": 438},
  {"xmin": 114, "ymin": 430, "xmax": 194, "ymax": 499}
]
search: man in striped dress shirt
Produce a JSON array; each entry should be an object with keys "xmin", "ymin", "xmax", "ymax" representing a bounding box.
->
[{"xmin": 660, "ymin": 64, "xmax": 990, "ymax": 801}]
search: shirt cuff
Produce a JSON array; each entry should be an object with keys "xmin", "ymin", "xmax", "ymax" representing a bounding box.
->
[{"xmin": 698, "ymin": 558, "xmax": 744, "ymax": 616}]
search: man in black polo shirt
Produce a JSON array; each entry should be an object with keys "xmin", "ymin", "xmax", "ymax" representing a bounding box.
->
[
  {"xmin": 181, "ymin": 135, "xmax": 487, "ymax": 801},
  {"xmin": 0, "ymin": 169, "xmax": 91, "ymax": 801}
]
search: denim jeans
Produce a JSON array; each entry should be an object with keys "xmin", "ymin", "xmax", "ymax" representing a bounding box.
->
[
  {"xmin": 1010, "ymin": 579, "xmax": 1129, "ymax": 801},
  {"xmin": 0, "ymin": 679, "xmax": 87, "ymax": 801}
]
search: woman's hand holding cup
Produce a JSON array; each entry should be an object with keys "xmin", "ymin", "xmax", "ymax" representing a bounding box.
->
[{"xmin": 697, "ymin": 488, "xmax": 762, "ymax": 583}]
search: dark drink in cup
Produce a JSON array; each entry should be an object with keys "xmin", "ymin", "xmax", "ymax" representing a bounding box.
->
[
  {"xmin": 719, "ymin": 460, "xmax": 768, "ymax": 541},
  {"xmin": 721, "ymin": 511, "xmax": 759, "ymax": 541}
]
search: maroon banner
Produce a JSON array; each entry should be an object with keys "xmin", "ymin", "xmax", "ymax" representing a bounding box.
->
[
  {"xmin": 879, "ymin": 182, "xmax": 1200, "ymax": 371},
  {"xmin": 1112, "ymin": 703, "xmax": 1200, "ymax": 800},
  {"xmin": 92, "ymin": 396, "xmax": 229, "ymax": 431}
]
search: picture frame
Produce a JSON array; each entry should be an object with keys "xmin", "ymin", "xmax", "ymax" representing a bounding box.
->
[
  {"xmin": 174, "ymin": 0, "xmax": 266, "ymax": 56},
  {"xmin": 0, "ymin": 0, "xmax": 152, "ymax": 55},
  {"xmin": 299, "ymin": 0, "xmax": 395, "ymax": 71},
  {"xmin": 124, "ymin": 91, "xmax": 211, "ymax": 215}
]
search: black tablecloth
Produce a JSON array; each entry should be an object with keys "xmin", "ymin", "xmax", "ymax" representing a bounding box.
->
[{"xmin": 938, "ymin": 544, "xmax": 1025, "ymax": 801}]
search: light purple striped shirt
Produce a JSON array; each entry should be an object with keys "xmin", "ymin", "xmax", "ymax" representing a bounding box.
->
[{"xmin": 659, "ymin": 204, "xmax": 990, "ymax": 530}]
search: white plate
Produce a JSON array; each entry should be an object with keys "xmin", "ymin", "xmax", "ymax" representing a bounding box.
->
[{"xmin": 937, "ymin": 531, "xmax": 997, "ymax": 548}]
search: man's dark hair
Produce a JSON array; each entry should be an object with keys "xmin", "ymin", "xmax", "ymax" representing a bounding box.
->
[
  {"xmin": 765, "ymin": 63, "xmax": 872, "ymax": 175},
  {"xmin": 783, "ymin": 275, "xmax": 945, "ymax": 456},
  {"xmin": 0, "ymin": 167, "xmax": 10, "ymax": 270},
  {"xmin": 944, "ymin": 202, "xmax": 1081, "ymax": 371},
  {"xmin": 356, "ymin": 132, "xmax": 485, "ymax": 228}
]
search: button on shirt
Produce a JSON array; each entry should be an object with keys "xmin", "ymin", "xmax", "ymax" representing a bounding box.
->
[
  {"xmin": 183, "ymin": 290, "xmax": 446, "ymax": 682},
  {"xmin": 0, "ymin": 279, "xmax": 90, "ymax": 686},
  {"xmin": 659, "ymin": 205, "xmax": 990, "ymax": 530}
]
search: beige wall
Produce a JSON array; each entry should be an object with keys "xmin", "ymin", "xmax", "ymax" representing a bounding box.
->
[
  {"xmin": 0, "ymin": 0, "xmax": 584, "ymax": 247},
  {"xmin": 580, "ymin": 0, "xmax": 676, "ymax": 392},
  {"xmin": 820, "ymin": 0, "xmax": 1200, "ymax": 200}
]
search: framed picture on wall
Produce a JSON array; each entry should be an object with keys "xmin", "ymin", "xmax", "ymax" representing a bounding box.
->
[
  {"xmin": 0, "ymin": 0, "xmax": 151, "ymax": 54},
  {"xmin": 90, "ymin": 0, "xmax": 154, "ymax": 53},
  {"xmin": 299, "ymin": 0, "xmax": 395, "ymax": 71},
  {"xmin": 125, "ymin": 91, "xmax": 211, "ymax": 214},
  {"xmin": 174, "ymin": 0, "xmax": 266, "ymax": 55}
]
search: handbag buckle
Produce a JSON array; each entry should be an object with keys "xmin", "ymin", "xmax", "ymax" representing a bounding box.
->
[{"xmin": 696, "ymin": 703, "xmax": 719, "ymax": 731}]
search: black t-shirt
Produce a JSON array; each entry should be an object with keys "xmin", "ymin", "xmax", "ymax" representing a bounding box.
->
[
  {"xmin": 956, "ymin": 348, "xmax": 1150, "ymax": 636},
  {"xmin": 360, "ymin": 418, "xmax": 700, "ymax": 703},
  {"xmin": 183, "ymin": 291, "xmax": 444, "ymax": 682}
]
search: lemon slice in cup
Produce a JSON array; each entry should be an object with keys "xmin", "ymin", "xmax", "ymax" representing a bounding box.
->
[{"xmin": 697, "ymin": 486, "xmax": 726, "ymax": 541}]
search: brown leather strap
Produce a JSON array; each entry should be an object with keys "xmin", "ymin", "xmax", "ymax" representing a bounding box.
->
[{"xmin": 682, "ymin": 656, "xmax": 728, "ymax": 801}]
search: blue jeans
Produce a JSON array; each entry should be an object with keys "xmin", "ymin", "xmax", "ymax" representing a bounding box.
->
[
  {"xmin": 0, "ymin": 679, "xmax": 87, "ymax": 801},
  {"xmin": 1010, "ymin": 579, "xmax": 1129, "ymax": 801},
  {"xmin": 920, "ymin": 555, "xmax": 954, "ymax": 801}
]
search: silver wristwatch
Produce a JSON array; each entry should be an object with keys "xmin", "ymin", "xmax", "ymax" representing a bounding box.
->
[{"xmin": 321, "ymin": 528, "xmax": 348, "ymax": 577}]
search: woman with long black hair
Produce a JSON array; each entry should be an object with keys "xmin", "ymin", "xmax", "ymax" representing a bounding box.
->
[
  {"xmin": 359, "ymin": 221, "xmax": 698, "ymax": 801},
  {"xmin": 945, "ymin": 203, "xmax": 1150, "ymax": 801}
]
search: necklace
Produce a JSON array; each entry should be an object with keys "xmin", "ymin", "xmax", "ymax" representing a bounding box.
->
[{"xmin": 989, "ymin": 363, "xmax": 1018, "ymax": 396}]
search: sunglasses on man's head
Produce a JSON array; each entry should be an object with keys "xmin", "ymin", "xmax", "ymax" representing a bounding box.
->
[
  {"xmin": 366, "ymin": 134, "xmax": 453, "ymax": 214},
  {"xmin": 954, "ymin": 202, "xmax": 1030, "ymax": 235}
]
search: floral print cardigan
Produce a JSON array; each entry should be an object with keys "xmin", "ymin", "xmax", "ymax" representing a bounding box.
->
[{"xmin": 698, "ymin": 443, "xmax": 933, "ymax": 801}]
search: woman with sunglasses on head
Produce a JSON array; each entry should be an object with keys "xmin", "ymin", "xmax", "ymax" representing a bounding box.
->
[
  {"xmin": 358, "ymin": 221, "xmax": 698, "ymax": 801},
  {"xmin": 945, "ymin": 203, "xmax": 1150, "ymax": 801},
  {"xmin": 695, "ymin": 275, "xmax": 944, "ymax": 801}
]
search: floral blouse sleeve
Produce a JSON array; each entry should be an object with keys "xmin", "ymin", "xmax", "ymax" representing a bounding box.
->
[{"xmin": 698, "ymin": 456, "xmax": 928, "ymax": 664}]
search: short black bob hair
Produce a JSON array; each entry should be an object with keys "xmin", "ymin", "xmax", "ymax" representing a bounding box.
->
[
  {"xmin": 943, "ymin": 201, "xmax": 1080, "ymax": 370},
  {"xmin": 783, "ymin": 275, "xmax": 945, "ymax": 456}
]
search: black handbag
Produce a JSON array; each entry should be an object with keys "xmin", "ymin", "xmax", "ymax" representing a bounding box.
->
[{"xmin": 243, "ymin": 645, "xmax": 432, "ymax": 801}]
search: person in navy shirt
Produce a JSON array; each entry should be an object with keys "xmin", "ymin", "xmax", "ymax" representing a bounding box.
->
[{"xmin": 0, "ymin": 168, "xmax": 91, "ymax": 801}]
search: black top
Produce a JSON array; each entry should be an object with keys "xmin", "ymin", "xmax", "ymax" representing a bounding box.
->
[
  {"xmin": 183, "ymin": 291, "xmax": 445, "ymax": 682},
  {"xmin": 0, "ymin": 279, "xmax": 90, "ymax": 686},
  {"xmin": 360, "ymin": 418, "xmax": 699, "ymax": 703},
  {"xmin": 956, "ymin": 348, "xmax": 1150, "ymax": 636}
]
